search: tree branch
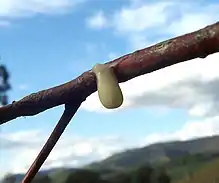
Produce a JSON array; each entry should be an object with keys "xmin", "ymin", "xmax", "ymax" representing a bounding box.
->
[{"xmin": 1, "ymin": 21, "xmax": 219, "ymax": 124}]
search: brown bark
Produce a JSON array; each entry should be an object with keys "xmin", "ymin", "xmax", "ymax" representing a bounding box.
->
[{"xmin": 1, "ymin": 22, "xmax": 219, "ymax": 125}]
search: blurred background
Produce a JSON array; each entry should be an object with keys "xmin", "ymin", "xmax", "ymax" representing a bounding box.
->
[{"xmin": 1, "ymin": 1, "xmax": 219, "ymax": 183}]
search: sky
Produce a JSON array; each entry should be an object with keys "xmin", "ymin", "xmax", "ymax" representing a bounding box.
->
[{"xmin": 0, "ymin": 0, "xmax": 219, "ymax": 178}]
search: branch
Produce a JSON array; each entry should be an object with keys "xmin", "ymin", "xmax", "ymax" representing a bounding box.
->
[
  {"xmin": 21, "ymin": 101, "xmax": 82, "ymax": 183},
  {"xmin": 1, "ymin": 21, "xmax": 219, "ymax": 124}
]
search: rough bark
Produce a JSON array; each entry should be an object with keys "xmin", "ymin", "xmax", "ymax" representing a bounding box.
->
[{"xmin": 1, "ymin": 22, "xmax": 219, "ymax": 124}]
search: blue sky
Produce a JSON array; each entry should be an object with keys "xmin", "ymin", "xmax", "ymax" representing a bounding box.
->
[{"xmin": 1, "ymin": 0, "xmax": 219, "ymax": 177}]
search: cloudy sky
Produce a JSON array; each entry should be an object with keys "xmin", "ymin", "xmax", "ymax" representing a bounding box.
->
[{"xmin": 0, "ymin": 0, "xmax": 219, "ymax": 178}]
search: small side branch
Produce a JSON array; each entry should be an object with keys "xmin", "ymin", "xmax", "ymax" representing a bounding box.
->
[{"xmin": 21, "ymin": 101, "xmax": 82, "ymax": 183}]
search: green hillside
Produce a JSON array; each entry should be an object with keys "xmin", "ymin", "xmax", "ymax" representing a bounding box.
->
[
  {"xmin": 87, "ymin": 135, "xmax": 219, "ymax": 171},
  {"xmin": 2, "ymin": 135, "xmax": 219, "ymax": 183},
  {"xmin": 175, "ymin": 157, "xmax": 219, "ymax": 183}
]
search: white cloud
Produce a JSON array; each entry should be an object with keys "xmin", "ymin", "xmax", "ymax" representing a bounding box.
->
[
  {"xmin": 86, "ymin": 11, "xmax": 108, "ymax": 29},
  {"xmin": 86, "ymin": 1, "xmax": 219, "ymax": 50},
  {"xmin": 2, "ymin": 115, "xmax": 219, "ymax": 177},
  {"xmin": 82, "ymin": 1, "xmax": 219, "ymax": 118},
  {"xmin": 166, "ymin": 5, "xmax": 219, "ymax": 37},
  {"xmin": 0, "ymin": 0, "xmax": 85, "ymax": 21},
  {"xmin": 112, "ymin": 2, "xmax": 173, "ymax": 34},
  {"xmin": 141, "ymin": 115, "xmax": 219, "ymax": 146},
  {"xmin": 109, "ymin": 1, "xmax": 176, "ymax": 50},
  {"xmin": 0, "ymin": 131, "xmax": 132, "ymax": 176}
]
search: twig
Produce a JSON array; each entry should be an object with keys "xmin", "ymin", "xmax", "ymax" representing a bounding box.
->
[
  {"xmin": 1, "ymin": 22, "xmax": 219, "ymax": 125},
  {"xmin": 21, "ymin": 101, "xmax": 82, "ymax": 183}
]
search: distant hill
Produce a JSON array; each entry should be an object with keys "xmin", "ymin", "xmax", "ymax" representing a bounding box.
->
[
  {"xmin": 3, "ymin": 135, "xmax": 219, "ymax": 183},
  {"xmin": 87, "ymin": 135, "xmax": 219, "ymax": 170}
]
